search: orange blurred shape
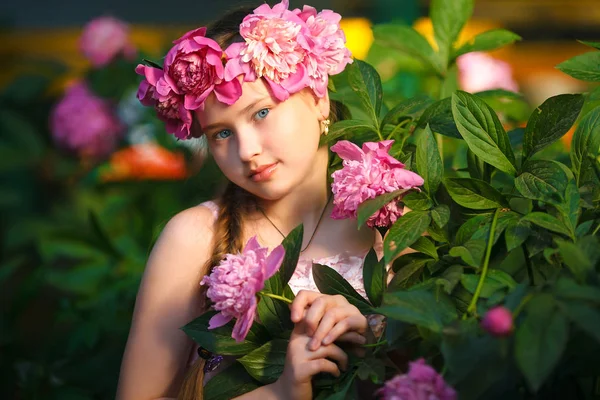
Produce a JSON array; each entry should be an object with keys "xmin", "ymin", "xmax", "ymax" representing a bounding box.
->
[
  {"xmin": 561, "ymin": 125, "xmax": 576, "ymax": 149},
  {"xmin": 100, "ymin": 142, "xmax": 188, "ymax": 182}
]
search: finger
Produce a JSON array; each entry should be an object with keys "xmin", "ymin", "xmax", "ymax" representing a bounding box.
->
[
  {"xmin": 309, "ymin": 307, "xmax": 347, "ymax": 350},
  {"xmin": 290, "ymin": 290, "xmax": 320, "ymax": 322},
  {"xmin": 306, "ymin": 359, "xmax": 340, "ymax": 378},
  {"xmin": 335, "ymin": 331, "xmax": 367, "ymax": 345},
  {"xmin": 322, "ymin": 315, "xmax": 368, "ymax": 346},
  {"xmin": 304, "ymin": 297, "xmax": 330, "ymax": 337},
  {"xmin": 319, "ymin": 343, "xmax": 349, "ymax": 372}
]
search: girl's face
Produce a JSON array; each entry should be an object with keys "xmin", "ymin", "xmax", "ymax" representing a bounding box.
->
[{"xmin": 195, "ymin": 78, "xmax": 330, "ymax": 201}]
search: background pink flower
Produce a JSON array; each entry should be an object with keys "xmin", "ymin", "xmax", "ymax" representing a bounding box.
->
[
  {"xmin": 50, "ymin": 82, "xmax": 123, "ymax": 159},
  {"xmin": 164, "ymin": 28, "xmax": 241, "ymax": 110},
  {"xmin": 377, "ymin": 358, "xmax": 457, "ymax": 400},
  {"xmin": 481, "ymin": 306, "xmax": 513, "ymax": 337},
  {"xmin": 201, "ymin": 236, "xmax": 285, "ymax": 342},
  {"xmin": 330, "ymin": 140, "xmax": 424, "ymax": 228},
  {"xmin": 79, "ymin": 16, "xmax": 136, "ymax": 67},
  {"xmin": 457, "ymin": 52, "xmax": 519, "ymax": 93},
  {"xmin": 135, "ymin": 65, "xmax": 192, "ymax": 139}
]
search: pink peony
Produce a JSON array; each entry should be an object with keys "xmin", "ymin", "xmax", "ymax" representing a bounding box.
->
[
  {"xmin": 457, "ymin": 52, "xmax": 519, "ymax": 93},
  {"xmin": 377, "ymin": 358, "xmax": 457, "ymax": 400},
  {"xmin": 201, "ymin": 236, "xmax": 285, "ymax": 342},
  {"xmin": 164, "ymin": 28, "xmax": 242, "ymax": 110},
  {"xmin": 135, "ymin": 64, "xmax": 193, "ymax": 139},
  {"xmin": 79, "ymin": 16, "xmax": 136, "ymax": 67},
  {"xmin": 294, "ymin": 6, "xmax": 353, "ymax": 97},
  {"xmin": 225, "ymin": 0, "xmax": 311, "ymax": 101},
  {"xmin": 481, "ymin": 306, "xmax": 513, "ymax": 337},
  {"xmin": 330, "ymin": 140, "xmax": 424, "ymax": 228},
  {"xmin": 50, "ymin": 82, "xmax": 123, "ymax": 159}
]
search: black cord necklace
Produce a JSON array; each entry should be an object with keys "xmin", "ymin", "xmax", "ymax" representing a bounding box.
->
[{"xmin": 259, "ymin": 193, "xmax": 332, "ymax": 253}]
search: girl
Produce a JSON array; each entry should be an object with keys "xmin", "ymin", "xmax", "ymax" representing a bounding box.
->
[{"xmin": 117, "ymin": 2, "xmax": 383, "ymax": 398}]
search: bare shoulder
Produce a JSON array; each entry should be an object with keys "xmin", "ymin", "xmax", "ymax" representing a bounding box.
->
[{"xmin": 116, "ymin": 202, "xmax": 219, "ymax": 400}]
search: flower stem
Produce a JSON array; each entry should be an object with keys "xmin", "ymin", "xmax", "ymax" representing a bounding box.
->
[
  {"xmin": 593, "ymin": 221, "xmax": 600, "ymax": 236},
  {"xmin": 465, "ymin": 208, "xmax": 501, "ymax": 317},
  {"xmin": 362, "ymin": 339, "xmax": 388, "ymax": 348},
  {"xmin": 258, "ymin": 291, "xmax": 292, "ymax": 304},
  {"xmin": 522, "ymin": 243, "xmax": 535, "ymax": 286}
]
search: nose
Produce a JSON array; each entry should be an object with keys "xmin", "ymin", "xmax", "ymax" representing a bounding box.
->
[{"xmin": 236, "ymin": 126, "xmax": 262, "ymax": 162}]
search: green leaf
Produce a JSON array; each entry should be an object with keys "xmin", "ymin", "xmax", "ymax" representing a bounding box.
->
[
  {"xmin": 238, "ymin": 339, "xmax": 288, "ymax": 384},
  {"xmin": 460, "ymin": 270, "xmax": 516, "ymax": 298},
  {"xmin": 504, "ymin": 219, "xmax": 531, "ymax": 252},
  {"xmin": 410, "ymin": 236, "xmax": 438, "ymax": 259},
  {"xmin": 141, "ymin": 58, "xmax": 163, "ymax": 69},
  {"xmin": 444, "ymin": 177, "xmax": 508, "ymax": 209},
  {"xmin": 579, "ymin": 40, "xmax": 600, "ymax": 50},
  {"xmin": 561, "ymin": 301, "xmax": 600, "ymax": 344},
  {"xmin": 515, "ymin": 160, "xmax": 568, "ymax": 205},
  {"xmin": 430, "ymin": 204, "xmax": 450, "ymax": 228},
  {"xmin": 436, "ymin": 265, "xmax": 464, "ymax": 294},
  {"xmin": 466, "ymin": 147, "xmax": 491, "ymax": 182},
  {"xmin": 455, "ymin": 214, "xmax": 492, "ymax": 245},
  {"xmin": 279, "ymin": 224, "xmax": 303, "ymax": 287},
  {"xmin": 431, "ymin": 0, "xmax": 474, "ymax": 65},
  {"xmin": 556, "ymin": 179, "xmax": 580, "ymax": 236},
  {"xmin": 182, "ymin": 311, "xmax": 269, "ymax": 356},
  {"xmin": 515, "ymin": 294, "xmax": 569, "ymax": 392},
  {"xmin": 321, "ymin": 120, "xmax": 379, "ymax": 146},
  {"xmin": 416, "ymin": 125, "xmax": 443, "ymax": 196},
  {"xmin": 347, "ymin": 60, "xmax": 383, "ymax": 127},
  {"xmin": 449, "ymin": 239, "xmax": 486, "ymax": 268},
  {"xmin": 477, "ymin": 90, "xmax": 531, "ymax": 125},
  {"xmin": 313, "ymin": 264, "xmax": 373, "ymax": 314},
  {"xmin": 451, "ymin": 91, "xmax": 517, "ymax": 175},
  {"xmin": 377, "ymin": 289, "xmax": 457, "ymax": 332},
  {"xmin": 363, "ymin": 248, "xmax": 386, "ymax": 307},
  {"xmin": 373, "ymin": 24, "xmax": 444, "ymax": 75},
  {"xmin": 557, "ymin": 51, "xmax": 600, "ymax": 82},
  {"xmin": 381, "ymin": 95, "xmax": 433, "ymax": 128},
  {"xmin": 555, "ymin": 236, "xmax": 599, "ymax": 282},
  {"xmin": 257, "ymin": 275, "xmax": 294, "ymax": 337},
  {"xmin": 556, "ymin": 277, "xmax": 600, "ymax": 303},
  {"xmin": 522, "ymin": 212, "xmax": 573, "ymax": 238},
  {"xmin": 204, "ymin": 363, "xmax": 260, "ymax": 400},
  {"xmin": 417, "ymin": 97, "xmax": 462, "ymax": 139},
  {"xmin": 384, "ymin": 211, "xmax": 432, "ymax": 264},
  {"xmin": 523, "ymin": 94, "xmax": 584, "ymax": 159},
  {"xmin": 357, "ymin": 189, "xmax": 412, "ymax": 228},
  {"xmin": 402, "ymin": 191, "xmax": 434, "ymax": 211},
  {"xmin": 570, "ymin": 106, "xmax": 600, "ymax": 186},
  {"xmin": 452, "ymin": 29, "xmax": 521, "ymax": 59}
]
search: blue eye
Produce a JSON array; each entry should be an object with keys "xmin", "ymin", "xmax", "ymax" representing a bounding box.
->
[
  {"xmin": 255, "ymin": 108, "xmax": 269, "ymax": 120},
  {"xmin": 215, "ymin": 129, "xmax": 232, "ymax": 140}
]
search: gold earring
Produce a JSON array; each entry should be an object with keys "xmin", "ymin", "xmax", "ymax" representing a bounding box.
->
[{"xmin": 321, "ymin": 119, "xmax": 330, "ymax": 135}]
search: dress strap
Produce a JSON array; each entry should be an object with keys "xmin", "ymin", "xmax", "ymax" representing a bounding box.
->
[{"xmin": 199, "ymin": 200, "xmax": 219, "ymax": 220}]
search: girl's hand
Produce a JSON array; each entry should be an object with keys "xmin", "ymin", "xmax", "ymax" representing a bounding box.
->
[
  {"xmin": 273, "ymin": 320, "xmax": 348, "ymax": 400},
  {"xmin": 290, "ymin": 290, "xmax": 368, "ymax": 351}
]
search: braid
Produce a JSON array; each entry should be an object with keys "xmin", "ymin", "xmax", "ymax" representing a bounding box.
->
[{"xmin": 177, "ymin": 182, "xmax": 254, "ymax": 400}]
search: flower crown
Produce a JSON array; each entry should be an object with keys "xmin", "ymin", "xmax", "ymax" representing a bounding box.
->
[{"xmin": 136, "ymin": 0, "xmax": 352, "ymax": 140}]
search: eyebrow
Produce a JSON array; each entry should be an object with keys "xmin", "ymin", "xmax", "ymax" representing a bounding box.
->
[{"xmin": 201, "ymin": 96, "xmax": 270, "ymax": 133}]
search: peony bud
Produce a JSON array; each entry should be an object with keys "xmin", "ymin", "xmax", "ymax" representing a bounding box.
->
[{"xmin": 481, "ymin": 306, "xmax": 513, "ymax": 337}]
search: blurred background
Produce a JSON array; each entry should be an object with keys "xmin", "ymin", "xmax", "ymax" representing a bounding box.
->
[{"xmin": 0, "ymin": 0, "xmax": 598, "ymax": 398}]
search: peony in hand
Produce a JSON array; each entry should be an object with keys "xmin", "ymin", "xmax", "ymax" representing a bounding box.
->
[
  {"xmin": 330, "ymin": 140, "xmax": 424, "ymax": 228},
  {"xmin": 50, "ymin": 82, "xmax": 123, "ymax": 159},
  {"xmin": 79, "ymin": 16, "xmax": 136, "ymax": 67},
  {"xmin": 457, "ymin": 52, "xmax": 519, "ymax": 93},
  {"xmin": 377, "ymin": 358, "xmax": 457, "ymax": 400},
  {"xmin": 481, "ymin": 306, "xmax": 513, "ymax": 337},
  {"xmin": 201, "ymin": 237, "xmax": 285, "ymax": 342}
]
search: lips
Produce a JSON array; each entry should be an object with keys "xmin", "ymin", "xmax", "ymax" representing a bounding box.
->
[
  {"xmin": 250, "ymin": 163, "xmax": 276, "ymax": 177},
  {"xmin": 249, "ymin": 162, "xmax": 278, "ymax": 182}
]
